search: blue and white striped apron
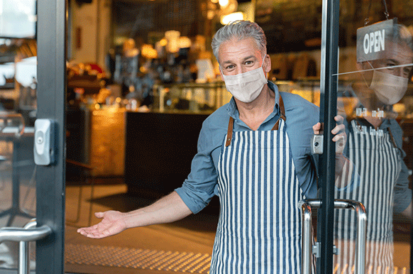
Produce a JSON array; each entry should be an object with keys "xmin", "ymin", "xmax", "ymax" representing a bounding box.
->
[
  {"xmin": 210, "ymin": 97, "xmax": 305, "ymax": 274},
  {"xmin": 334, "ymin": 119, "xmax": 401, "ymax": 274}
]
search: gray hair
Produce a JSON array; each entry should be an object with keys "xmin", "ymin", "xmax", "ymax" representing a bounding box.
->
[
  {"xmin": 211, "ymin": 20, "xmax": 267, "ymax": 63},
  {"xmin": 395, "ymin": 24, "xmax": 413, "ymax": 51}
]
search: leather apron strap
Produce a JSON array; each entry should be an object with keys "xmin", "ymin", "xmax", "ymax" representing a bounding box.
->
[
  {"xmin": 271, "ymin": 94, "xmax": 286, "ymax": 131},
  {"xmin": 226, "ymin": 95, "xmax": 286, "ymax": 147}
]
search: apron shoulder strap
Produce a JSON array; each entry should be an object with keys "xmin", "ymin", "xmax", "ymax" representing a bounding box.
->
[
  {"xmin": 225, "ymin": 117, "xmax": 234, "ymax": 147},
  {"xmin": 387, "ymin": 127, "xmax": 398, "ymax": 148},
  {"xmin": 271, "ymin": 95, "xmax": 286, "ymax": 131}
]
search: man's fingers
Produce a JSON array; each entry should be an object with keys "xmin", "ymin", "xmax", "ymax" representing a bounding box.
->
[
  {"xmin": 86, "ymin": 228, "xmax": 113, "ymax": 239},
  {"xmin": 313, "ymin": 122, "xmax": 321, "ymax": 134},
  {"xmin": 313, "ymin": 122, "xmax": 321, "ymax": 129},
  {"xmin": 77, "ymin": 226, "xmax": 96, "ymax": 233},
  {"xmin": 85, "ymin": 232, "xmax": 103, "ymax": 239},
  {"xmin": 77, "ymin": 223, "xmax": 102, "ymax": 234},
  {"xmin": 95, "ymin": 212, "xmax": 104, "ymax": 218},
  {"xmin": 331, "ymin": 124, "xmax": 345, "ymax": 135},
  {"xmin": 77, "ymin": 228, "xmax": 93, "ymax": 236},
  {"xmin": 332, "ymin": 134, "xmax": 344, "ymax": 142},
  {"xmin": 334, "ymin": 115, "xmax": 344, "ymax": 123},
  {"xmin": 77, "ymin": 227, "xmax": 107, "ymax": 238}
]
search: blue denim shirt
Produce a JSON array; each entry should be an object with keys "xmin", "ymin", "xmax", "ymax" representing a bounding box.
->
[{"xmin": 175, "ymin": 81, "xmax": 320, "ymax": 214}]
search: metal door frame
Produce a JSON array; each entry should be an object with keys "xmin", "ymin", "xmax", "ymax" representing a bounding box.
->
[
  {"xmin": 36, "ymin": 0, "xmax": 67, "ymax": 272},
  {"xmin": 317, "ymin": 0, "xmax": 339, "ymax": 273}
]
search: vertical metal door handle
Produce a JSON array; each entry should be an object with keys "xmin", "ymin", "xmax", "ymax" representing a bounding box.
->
[
  {"xmin": 300, "ymin": 199, "xmax": 367, "ymax": 274},
  {"xmin": 301, "ymin": 202, "xmax": 313, "ymax": 274}
]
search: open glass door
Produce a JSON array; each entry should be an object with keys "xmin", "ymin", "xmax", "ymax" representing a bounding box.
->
[
  {"xmin": 314, "ymin": 0, "xmax": 412, "ymax": 273},
  {"xmin": 0, "ymin": 0, "xmax": 67, "ymax": 273}
]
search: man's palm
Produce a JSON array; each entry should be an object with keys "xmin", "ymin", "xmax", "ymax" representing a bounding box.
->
[{"xmin": 77, "ymin": 210, "xmax": 127, "ymax": 238}]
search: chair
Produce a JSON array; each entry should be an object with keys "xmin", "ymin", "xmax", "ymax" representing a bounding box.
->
[
  {"xmin": 0, "ymin": 113, "xmax": 35, "ymax": 226},
  {"xmin": 65, "ymin": 159, "xmax": 95, "ymax": 227}
]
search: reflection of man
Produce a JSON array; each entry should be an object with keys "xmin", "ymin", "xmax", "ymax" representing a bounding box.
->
[
  {"xmin": 78, "ymin": 21, "xmax": 344, "ymax": 273},
  {"xmin": 336, "ymin": 24, "xmax": 412, "ymax": 273}
]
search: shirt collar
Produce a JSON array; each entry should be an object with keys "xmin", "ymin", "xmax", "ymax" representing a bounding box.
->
[{"xmin": 226, "ymin": 81, "xmax": 281, "ymax": 121}]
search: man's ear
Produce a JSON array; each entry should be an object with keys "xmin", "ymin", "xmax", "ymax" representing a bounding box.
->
[
  {"xmin": 264, "ymin": 54, "xmax": 271, "ymax": 74},
  {"xmin": 356, "ymin": 61, "xmax": 374, "ymax": 84},
  {"xmin": 218, "ymin": 66, "xmax": 224, "ymax": 80}
]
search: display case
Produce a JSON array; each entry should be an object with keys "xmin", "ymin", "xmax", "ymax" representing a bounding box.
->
[{"xmin": 151, "ymin": 81, "xmax": 231, "ymax": 113}]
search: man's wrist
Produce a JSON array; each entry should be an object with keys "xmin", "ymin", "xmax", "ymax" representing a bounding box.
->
[{"xmin": 122, "ymin": 212, "xmax": 135, "ymax": 229}]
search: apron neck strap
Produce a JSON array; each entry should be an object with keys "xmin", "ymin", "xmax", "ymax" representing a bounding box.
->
[
  {"xmin": 271, "ymin": 95, "xmax": 286, "ymax": 131},
  {"xmin": 225, "ymin": 95, "xmax": 286, "ymax": 147},
  {"xmin": 225, "ymin": 117, "xmax": 235, "ymax": 147},
  {"xmin": 387, "ymin": 127, "xmax": 398, "ymax": 148}
]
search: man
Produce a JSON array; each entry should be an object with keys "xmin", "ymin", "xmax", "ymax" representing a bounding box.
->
[
  {"xmin": 333, "ymin": 23, "xmax": 412, "ymax": 273},
  {"xmin": 78, "ymin": 20, "xmax": 344, "ymax": 273}
]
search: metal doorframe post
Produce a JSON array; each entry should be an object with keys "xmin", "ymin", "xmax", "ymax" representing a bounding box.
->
[
  {"xmin": 318, "ymin": 0, "xmax": 340, "ymax": 273},
  {"xmin": 36, "ymin": 0, "xmax": 67, "ymax": 273}
]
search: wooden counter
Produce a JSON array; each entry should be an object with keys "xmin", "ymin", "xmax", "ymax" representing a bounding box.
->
[{"xmin": 66, "ymin": 108, "xmax": 125, "ymax": 179}]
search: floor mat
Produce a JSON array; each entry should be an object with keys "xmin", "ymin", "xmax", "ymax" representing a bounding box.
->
[{"xmin": 65, "ymin": 244, "xmax": 211, "ymax": 274}]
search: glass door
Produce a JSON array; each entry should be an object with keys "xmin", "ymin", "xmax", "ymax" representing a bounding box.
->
[
  {"xmin": 316, "ymin": 0, "xmax": 412, "ymax": 273},
  {"xmin": 0, "ymin": 0, "xmax": 67, "ymax": 273}
]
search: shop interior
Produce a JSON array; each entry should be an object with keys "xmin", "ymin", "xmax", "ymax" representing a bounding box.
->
[{"xmin": 0, "ymin": 0, "xmax": 413, "ymax": 272}]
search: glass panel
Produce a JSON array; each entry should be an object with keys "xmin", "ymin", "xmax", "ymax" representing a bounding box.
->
[
  {"xmin": 334, "ymin": 2, "xmax": 412, "ymax": 272},
  {"xmin": 0, "ymin": 38, "xmax": 37, "ymax": 270},
  {"xmin": 0, "ymin": 0, "xmax": 37, "ymax": 38}
]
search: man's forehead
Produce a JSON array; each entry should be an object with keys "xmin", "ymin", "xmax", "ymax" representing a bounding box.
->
[
  {"xmin": 218, "ymin": 37, "xmax": 262, "ymax": 62},
  {"xmin": 383, "ymin": 41, "xmax": 413, "ymax": 61}
]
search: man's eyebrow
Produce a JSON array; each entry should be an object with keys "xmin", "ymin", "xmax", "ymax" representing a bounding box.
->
[
  {"xmin": 242, "ymin": 55, "xmax": 257, "ymax": 61},
  {"xmin": 222, "ymin": 55, "xmax": 257, "ymax": 64},
  {"xmin": 386, "ymin": 58, "xmax": 398, "ymax": 65}
]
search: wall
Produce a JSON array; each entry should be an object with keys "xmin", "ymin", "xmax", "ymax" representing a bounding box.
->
[{"xmin": 69, "ymin": 0, "xmax": 112, "ymax": 70}]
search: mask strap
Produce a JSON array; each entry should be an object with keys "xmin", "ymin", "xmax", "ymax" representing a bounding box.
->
[
  {"xmin": 261, "ymin": 53, "xmax": 267, "ymax": 69},
  {"xmin": 261, "ymin": 53, "xmax": 268, "ymax": 79},
  {"xmin": 360, "ymin": 60, "xmax": 375, "ymax": 88},
  {"xmin": 219, "ymin": 68, "xmax": 224, "ymax": 79},
  {"xmin": 366, "ymin": 61, "xmax": 374, "ymax": 70}
]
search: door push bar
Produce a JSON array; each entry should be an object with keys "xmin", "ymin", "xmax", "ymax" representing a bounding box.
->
[
  {"xmin": 0, "ymin": 219, "xmax": 52, "ymax": 274},
  {"xmin": 301, "ymin": 199, "xmax": 367, "ymax": 274}
]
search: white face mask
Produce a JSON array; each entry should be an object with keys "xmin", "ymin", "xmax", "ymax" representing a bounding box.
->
[
  {"xmin": 370, "ymin": 70, "xmax": 408, "ymax": 105},
  {"xmin": 221, "ymin": 56, "xmax": 268, "ymax": 103}
]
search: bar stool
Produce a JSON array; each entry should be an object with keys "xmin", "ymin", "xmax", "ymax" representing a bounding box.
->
[
  {"xmin": 0, "ymin": 113, "xmax": 34, "ymax": 227},
  {"xmin": 0, "ymin": 155, "xmax": 8, "ymax": 190}
]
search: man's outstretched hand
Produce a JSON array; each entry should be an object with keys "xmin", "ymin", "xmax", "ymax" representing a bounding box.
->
[
  {"xmin": 77, "ymin": 210, "xmax": 128, "ymax": 239},
  {"xmin": 77, "ymin": 192, "xmax": 193, "ymax": 239}
]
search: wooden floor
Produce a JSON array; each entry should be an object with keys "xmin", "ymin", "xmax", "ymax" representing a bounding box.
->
[{"xmin": 0, "ymin": 179, "xmax": 410, "ymax": 273}]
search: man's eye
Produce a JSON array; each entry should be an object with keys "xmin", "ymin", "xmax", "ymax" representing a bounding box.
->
[
  {"xmin": 245, "ymin": 61, "xmax": 254, "ymax": 65},
  {"xmin": 225, "ymin": 65, "xmax": 234, "ymax": 70}
]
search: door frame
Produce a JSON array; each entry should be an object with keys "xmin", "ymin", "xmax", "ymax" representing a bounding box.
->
[
  {"xmin": 36, "ymin": 0, "xmax": 67, "ymax": 272},
  {"xmin": 317, "ymin": 0, "xmax": 339, "ymax": 273}
]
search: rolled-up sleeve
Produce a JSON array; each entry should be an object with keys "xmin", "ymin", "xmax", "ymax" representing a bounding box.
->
[{"xmin": 175, "ymin": 120, "xmax": 219, "ymax": 214}]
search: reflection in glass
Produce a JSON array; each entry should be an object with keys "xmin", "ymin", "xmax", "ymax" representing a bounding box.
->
[
  {"xmin": 335, "ymin": 23, "xmax": 413, "ymax": 273},
  {"xmin": 0, "ymin": 37, "xmax": 37, "ymax": 270}
]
